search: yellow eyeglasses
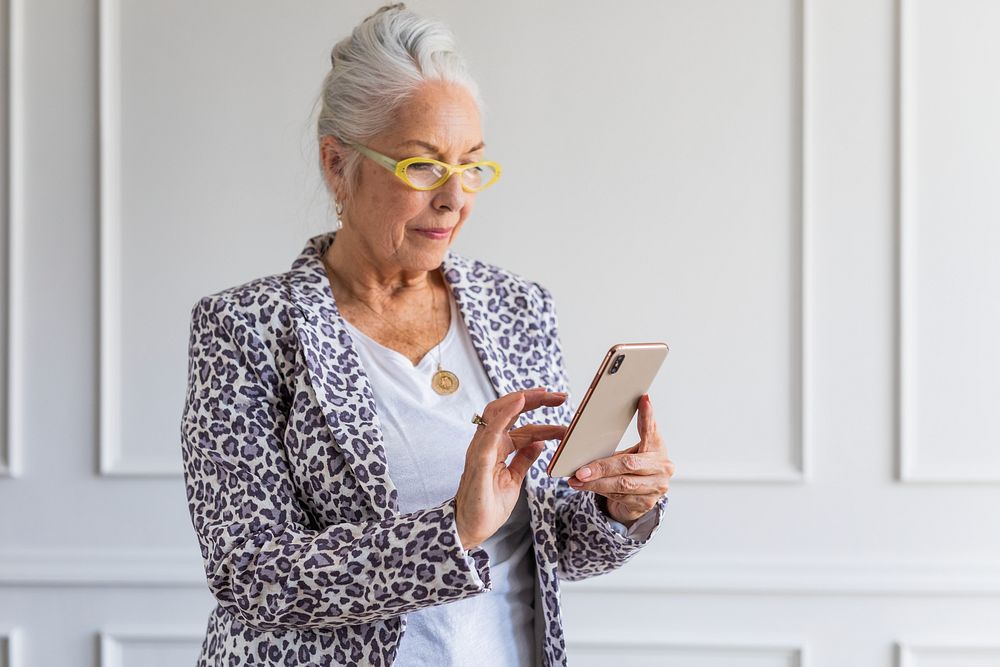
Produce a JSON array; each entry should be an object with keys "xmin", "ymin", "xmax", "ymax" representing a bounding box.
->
[{"xmin": 346, "ymin": 141, "xmax": 502, "ymax": 192}]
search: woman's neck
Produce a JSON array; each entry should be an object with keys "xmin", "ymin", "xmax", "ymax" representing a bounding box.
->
[{"xmin": 322, "ymin": 228, "xmax": 441, "ymax": 309}]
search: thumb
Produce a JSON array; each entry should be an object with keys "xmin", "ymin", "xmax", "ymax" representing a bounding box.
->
[{"xmin": 637, "ymin": 394, "xmax": 656, "ymax": 453}]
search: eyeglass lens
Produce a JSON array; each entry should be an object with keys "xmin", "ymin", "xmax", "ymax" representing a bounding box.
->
[{"xmin": 403, "ymin": 161, "xmax": 497, "ymax": 190}]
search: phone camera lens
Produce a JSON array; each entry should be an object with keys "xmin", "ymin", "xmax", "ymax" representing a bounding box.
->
[{"xmin": 609, "ymin": 354, "xmax": 625, "ymax": 375}]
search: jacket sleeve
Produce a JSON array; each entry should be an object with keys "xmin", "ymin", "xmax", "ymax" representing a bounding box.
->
[
  {"xmin": 531, "ymin": 282, "xmax": 669, "ymax": 583},
  {"xmin": 180, "ymin": 295, "xmax": 493, "ymax": 632},
  {"xmin": 606, "ymin": 501, "xmax": 660, "ymax": 540}
]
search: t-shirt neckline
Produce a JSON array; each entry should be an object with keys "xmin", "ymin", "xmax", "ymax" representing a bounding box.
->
[{"xmin": 342, "ymin": 288, "xmax": 460, "ymax": 371}]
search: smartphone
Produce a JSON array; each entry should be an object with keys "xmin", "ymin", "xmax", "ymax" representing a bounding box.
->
[{"xmin": 546, "ymin": 342, "xmax": 669, "ymax": 478}]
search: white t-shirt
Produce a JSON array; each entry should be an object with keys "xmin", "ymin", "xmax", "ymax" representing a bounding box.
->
[{"xmin": 341, "ymin": 287, "xmax": 657, "ymax": 666}]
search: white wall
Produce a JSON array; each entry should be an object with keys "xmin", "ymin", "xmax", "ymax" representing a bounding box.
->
[{"xmin": 1, "ymin": 0, "xmax": 999, "ymax": 665}]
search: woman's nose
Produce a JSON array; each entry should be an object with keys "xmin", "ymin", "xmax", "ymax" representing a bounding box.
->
[{"xmin": 433, "ymin": 172, "xmax": 467, "ymax": 212}]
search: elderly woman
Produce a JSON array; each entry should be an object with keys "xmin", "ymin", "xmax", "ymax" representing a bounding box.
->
[{"xmin": 181, "ymin": 4, "xmax": 674, "ymax": 666}]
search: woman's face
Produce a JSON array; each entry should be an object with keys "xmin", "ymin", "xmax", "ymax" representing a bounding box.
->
[{"xmin": 322, "ymin": 80, "xmax": 484, "ymax": 274}]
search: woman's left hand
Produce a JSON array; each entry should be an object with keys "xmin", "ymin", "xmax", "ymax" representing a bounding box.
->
[{"xmin": 567, "ymin": 394, "xmax": 675, "ymax": 527}]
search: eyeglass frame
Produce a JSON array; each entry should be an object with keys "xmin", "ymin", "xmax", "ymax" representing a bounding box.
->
[{"xmin": 344, "ymin": 141, "xmax": 502, "ymax": 192}]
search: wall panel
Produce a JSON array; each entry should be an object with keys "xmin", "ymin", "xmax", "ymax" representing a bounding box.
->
[{"xmin": 897, "ymin": 0, "xmax": 1000, "ymax": 482}]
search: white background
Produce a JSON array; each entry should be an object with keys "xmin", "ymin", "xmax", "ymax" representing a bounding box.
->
[{"xmin": 1, "ymin": 0, "xmax": 998, "ymax": 665}]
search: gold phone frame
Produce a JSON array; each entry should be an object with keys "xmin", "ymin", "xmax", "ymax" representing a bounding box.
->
[{"xmin": 546, "ymin": 342, "xmax": 669, "ymax": 477}]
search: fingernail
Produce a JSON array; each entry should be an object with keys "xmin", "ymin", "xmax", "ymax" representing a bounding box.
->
[
  {"xmin": 554, "ymin": 391, "xmax": 568, "ymax": 396},
  {"xmin": 577, "ymin": 466, "xmax": 591, "ymax": 479}
]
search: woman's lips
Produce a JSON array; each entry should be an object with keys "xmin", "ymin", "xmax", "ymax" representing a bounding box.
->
[{"xmin": 413, "ymin": 228, "xmax": 452, "ymax": 240}]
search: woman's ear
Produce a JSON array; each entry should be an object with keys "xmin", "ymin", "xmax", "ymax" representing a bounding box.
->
[{"xmin": 319, "ymin": 134, "xmax": 347, "ymax": 197}]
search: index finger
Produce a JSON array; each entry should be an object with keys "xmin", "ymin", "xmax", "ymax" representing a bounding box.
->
[
  {"xmin": 484, "ymin": 388, "xmax": 568, "ymax": 433},
  {"xmin": 517, "ymin": 387, "xmax": 568, "ymax": 414},
  {"xmin": 575, "ymin": 450, "xmax": 659, "ymax": 482}
]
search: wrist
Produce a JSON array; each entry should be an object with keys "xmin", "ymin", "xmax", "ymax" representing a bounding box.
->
[
  {"xmin": 454, "ymin": 514, "xmax": 480, "ymax": 552},
  {"xmin": 457, "ymin": 530, "xmax": 479, "ymax": 552},
  {"xmin": 597, "ymin": 495, "xmax": 635, "ymax": 529}
]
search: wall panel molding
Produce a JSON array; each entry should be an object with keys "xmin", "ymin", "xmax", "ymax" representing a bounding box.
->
[
  {"xmin": 97, "ymin": 0, "xmax": 179, "ymax": 476},
  {"xmin": 99, "ymin": 630, "xmax": 204, "ymax": 667},
  {"xmin": 567, "ymin": 557, "xmax": 1000, "ymax": 596},
  {"xmin": 2, "ymin": 549, "xmax": 998, "ymax": 595},
  {"xmin": 566, "ymin": 638, "xmax": 804, "ymax": 665},
  {"xmin": 97, "ymin": 0, "xmax": 130, "ymax": 475},
  {"xmin": 897, "ymin": 641, "xmax": 1000, "ymax": 666},
  {"xmin": 895, "ymin": 0, "xmax": 1000, "ymax": 483},
  {"xmin": 0, "ymin": 0, "xmax": 24, "ymax": 478},
  {"xmin": 0, "ymin": 630, "xmax": 20, "ymax": 667},
  {"xmin": 97, "ymin": 0, "xmax": 126, "ymax": 475},
  {"xmin": 793, "ymin": 0, "xmax": 809, "ymax": 484},
  {"xmin": 679, "ymin": 0, "xmax": 810, "ymax": 484},
  {"xmin": 0, "ymin": 548, "xmax": 204, "ymax": 587}
]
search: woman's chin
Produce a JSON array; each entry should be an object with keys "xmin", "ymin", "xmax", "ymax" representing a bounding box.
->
[{"xmin": 407, "ymin": 240, "xmax": 453, "ymax": 265}]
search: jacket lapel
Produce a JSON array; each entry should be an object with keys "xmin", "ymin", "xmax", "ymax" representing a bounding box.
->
[{"xmin": 287, "ymin": 231, "xmax": 518, "ymax": 519}]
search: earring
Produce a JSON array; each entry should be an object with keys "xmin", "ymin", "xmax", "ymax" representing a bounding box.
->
[{"xmin": 335, "ymin": 201, "xmax": 344, "ymax": 230}]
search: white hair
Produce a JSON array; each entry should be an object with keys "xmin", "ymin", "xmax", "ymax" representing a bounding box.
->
[{"xmin": 316, "ymin": 3, "xmax": 486, "ymax": 208}]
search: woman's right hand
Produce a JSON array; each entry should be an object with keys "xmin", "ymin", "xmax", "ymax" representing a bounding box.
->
[{"xmin": 454, "ymin": 387, "xmax": 569, "ymax": 551}]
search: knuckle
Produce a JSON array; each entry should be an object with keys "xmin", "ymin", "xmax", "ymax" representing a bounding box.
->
[
  {"xmin": 622, "ymin": 454, "xmax": 640, "ymax": 472},
  {"xmin": 616, "ymin": 476, "xmax": 634, "ymax": 493}
]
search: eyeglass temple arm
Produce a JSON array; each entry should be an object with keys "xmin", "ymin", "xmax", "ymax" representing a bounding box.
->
[{"xmin": 346, "ymin": 142, "xmax": 399, "ymax": 172}]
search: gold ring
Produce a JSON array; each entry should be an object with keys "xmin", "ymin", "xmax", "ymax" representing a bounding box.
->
[{"xmin": 471, "ymin": 413, "xmax": 488, "ymax": 428}]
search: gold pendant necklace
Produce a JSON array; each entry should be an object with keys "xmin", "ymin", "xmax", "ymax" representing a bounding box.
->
[
  {"xmin": 429, "ymin": 275, "xmax": 460, "ymax": 395},
  {"xmin": 431, "ymin": 367, "xmax": 460, "ymax": 395},
  {"xmin": 325, "ymin": 257, "xmax": 459, "ymax": 395}
]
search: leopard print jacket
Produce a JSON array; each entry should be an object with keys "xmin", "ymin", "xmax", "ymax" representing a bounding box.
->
[{"xmin": 180, "ymin": 230, "xmax": 669, "ymax": 666}]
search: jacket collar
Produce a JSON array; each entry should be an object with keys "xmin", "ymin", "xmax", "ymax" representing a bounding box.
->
[{"xmin": 286, "ymin": 230, "xmax": 517, "ymax": 519}]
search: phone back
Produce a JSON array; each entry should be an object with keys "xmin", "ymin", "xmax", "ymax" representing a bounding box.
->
[{"xmin": 547, "ymin": 342, "xmax": 669, "ymax": 478}]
